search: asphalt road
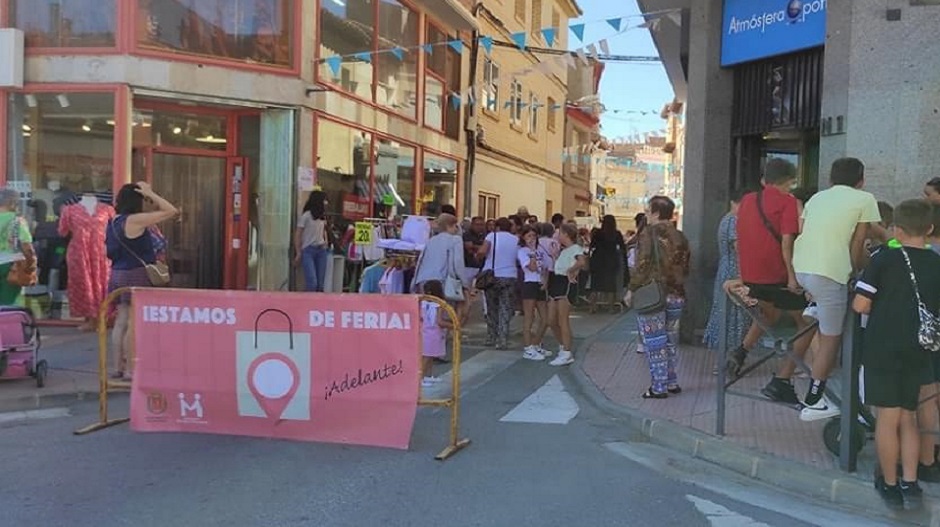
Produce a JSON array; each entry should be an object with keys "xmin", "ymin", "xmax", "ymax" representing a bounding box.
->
[{"xmin": 1, "ymin": 344, "xmax": 890, "ymax": 527}]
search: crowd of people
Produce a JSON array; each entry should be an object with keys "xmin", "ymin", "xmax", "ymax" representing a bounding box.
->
[{"xmin": 702, "ymin": 157, "xmax": 940, "ymax": 509}]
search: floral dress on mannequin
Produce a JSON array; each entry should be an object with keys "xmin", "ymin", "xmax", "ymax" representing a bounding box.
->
[{"xmin": 58, "ymin": 202, "xmax": 115, "ymax": 327}]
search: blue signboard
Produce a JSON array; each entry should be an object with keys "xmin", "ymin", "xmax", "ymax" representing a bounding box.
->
[{"xmin": 721, "ymin": 0, "xmax": 827, "ymax": 66}]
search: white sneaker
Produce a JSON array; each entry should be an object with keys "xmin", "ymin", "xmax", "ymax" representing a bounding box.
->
[
  {"xmin": 522, "ymin": 346, "xmax": 546, "ymax": 361},
  {"xmin": 550, "ymin": 350, "xmax": 574, "ymax": 366},
  {"xmin": 422, "ymin": 376, "xmax": 441, "ymax": 387},
  {"xmin": 803, "ymin": 303, "xmax": 818, "ymax": 321},
  {"xmin": 800, "ymin": 395, "xmax": 840, "ymax": 421}
]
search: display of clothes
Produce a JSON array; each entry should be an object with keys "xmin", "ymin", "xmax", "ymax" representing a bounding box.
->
[
  {"xmin": 57, "ymin": 197, "xmax": 115, "ymax": 320},
  {"xmin": 359, "ymin": 261, "xmax": 387, "ymax": 294}
]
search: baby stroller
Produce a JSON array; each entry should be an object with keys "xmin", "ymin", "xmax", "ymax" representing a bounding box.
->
[{"xmin": 0, "ymin": 307, "xmax": 46, "ymax": 388}]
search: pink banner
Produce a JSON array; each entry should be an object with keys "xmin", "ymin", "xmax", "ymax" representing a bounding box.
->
[{"xmin": 129, "ymin": 289, "xmax": 421, "ymax": 450}]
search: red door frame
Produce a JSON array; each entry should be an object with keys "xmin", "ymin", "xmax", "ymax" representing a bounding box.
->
[{"xmin": 133, "ymin": 99, "xmax": 259, "ymax": 290}]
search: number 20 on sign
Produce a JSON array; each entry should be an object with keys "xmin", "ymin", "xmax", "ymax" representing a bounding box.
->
[{"xmin": 354, "ymin": 222, "xmax": 373, "ymax": 244}]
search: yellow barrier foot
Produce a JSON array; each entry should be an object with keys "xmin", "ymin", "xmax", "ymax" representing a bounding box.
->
[
  {"xmin": 73, "ymin": 417, "xmax": 130, "ymax": 436},
  {"xmin": 434, "ymin": 438, "xmax": 471, "ymax": 461}
]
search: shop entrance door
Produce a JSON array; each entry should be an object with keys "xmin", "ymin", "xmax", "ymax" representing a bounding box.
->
[{"xmin": 152, "ymin": 153, "xmax": 226, "ymax": 289}]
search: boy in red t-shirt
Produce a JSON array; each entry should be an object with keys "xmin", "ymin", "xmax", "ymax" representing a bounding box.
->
[{"xmin": 731, "ymin": 158, "xmax": 815, "ymax": 405}]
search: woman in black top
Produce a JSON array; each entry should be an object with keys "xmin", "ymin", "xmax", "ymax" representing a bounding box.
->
[{"xmin": 589, "ymin": 215, "xmax": 625, "ymax": 313}]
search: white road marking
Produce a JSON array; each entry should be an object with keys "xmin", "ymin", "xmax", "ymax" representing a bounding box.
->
[
  {"xmin": 423, "ymin": 350, "xmax": 519, "ymax": 400},
  {"xmin": 0, "ymin": 407, "xmax": 71, "ymax": 425},
  {"xmin": 686, "ymin": 495, "xmax": 772, "ymax": 527},
  {"xmin": 499, "ymin": 375, "xmax": 580, "ymax": 425}
]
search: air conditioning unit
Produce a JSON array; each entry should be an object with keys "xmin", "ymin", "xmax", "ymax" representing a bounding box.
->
[{"xmin": 0, "ymin": 29, "xmax": 24, "ymax": 88}]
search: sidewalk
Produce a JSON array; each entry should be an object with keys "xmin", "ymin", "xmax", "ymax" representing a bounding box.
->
[{"xmin": 575, "ymin": 314, "xmax": 937, "ymax": 526}]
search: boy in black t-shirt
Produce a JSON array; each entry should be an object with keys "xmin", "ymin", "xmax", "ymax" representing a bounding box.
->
[{"xmin": 854, "ymin": 199, "xmax": 940, "ymax": 508}]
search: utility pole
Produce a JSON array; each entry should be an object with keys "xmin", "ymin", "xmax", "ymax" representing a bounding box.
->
[{"xmin": 463, "ymin": 1, "xmax": 485, "ymax": 219}]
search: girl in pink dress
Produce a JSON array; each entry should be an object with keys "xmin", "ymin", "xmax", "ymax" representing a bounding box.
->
[
  {"xmin": 420, "ymin": 280, "xmax": 452, "ymax": 388},
  {"xmin": 58, "ymin": 201, "xmax": 115, "ymax": 330}
]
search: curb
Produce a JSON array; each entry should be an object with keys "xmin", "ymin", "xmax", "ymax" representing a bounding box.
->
[
  {"xmin": 0, "ymin": 389, "xmax": 104, "ymax": 414},
  {"xmin": 567, "ymin": 315, "xmax": 937, "ymax": 527}
]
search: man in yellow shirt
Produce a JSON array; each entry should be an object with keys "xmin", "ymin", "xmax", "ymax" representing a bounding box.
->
[{"xmin": 793, "ymin": 158, "xmax": 882, "ymax": 421}]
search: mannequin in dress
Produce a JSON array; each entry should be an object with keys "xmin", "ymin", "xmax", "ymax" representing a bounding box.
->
[{"xmin": 58, "ymin": 193, "xmax": 116, "ymax": 331}]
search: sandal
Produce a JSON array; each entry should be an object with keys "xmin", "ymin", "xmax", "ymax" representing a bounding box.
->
[
  {"xmin": 642, "ymin": 387, "xmax": 668, "ymax": 399},
  {"xmin": 667, "ymin": 386, "xmax": 682, "ymax": 395}
]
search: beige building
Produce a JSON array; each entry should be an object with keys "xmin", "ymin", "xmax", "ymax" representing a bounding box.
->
[
  {"xmin": 561, "ymin": 58, "xmax": 603, "ymax": 218},
  {"xmin": 593, "ymin": 151, "xmax": 647, "ymax": 231},
  {"xmin": 471, "ymin": 0, "xmax": 581, "ymax": 220}
]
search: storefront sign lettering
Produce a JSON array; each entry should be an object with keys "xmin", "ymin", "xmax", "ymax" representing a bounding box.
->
[{"xmin": 721, "ymin": 0, "xmax": 826, "ymax": 66}]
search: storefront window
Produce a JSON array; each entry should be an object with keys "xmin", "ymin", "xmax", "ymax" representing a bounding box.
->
[
  {"xmin": 422, "ymin": 153, "xmax": 458, "ymax": 216},
  {"xmin": 6, "ymin": 92, "xmax": 115, "ymax": 223},
  {"xmin": 376, "ymin": 0, "xmax": 418, "ymax": 119},
  {"xmin": 316, "ymin": 119, "xmax": 373, "ymax": 222},
  {"xmin": 136, "ymin": 0, "xmax": 293, "ymax": 67},
  {"xmin": 10, "ymin": 0, "xmax": 116, "ymax": 48},
  {"xmin": 133, "ymin": 108, "xmax": 229, "ymax": 152},
  {"xmin": 318, "ymin": 0, "xmax": 375, "ymax": 100},
  {"xmin": 374, "ymin": 138, "xmax": 415, "ymax": 218}
]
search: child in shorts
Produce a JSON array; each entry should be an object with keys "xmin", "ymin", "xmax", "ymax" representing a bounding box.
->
[{"xmin": 853, "ymin": 199, "xmax": 940, "ymax": 508}]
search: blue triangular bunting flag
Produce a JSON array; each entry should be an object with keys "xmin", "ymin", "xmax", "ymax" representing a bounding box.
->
[
  {"xmin": 422, "ymin": 44, "xmax": 434, "ymax": 54},
  {"xmin": 390, "ymin": 47, "xmax": 404, "ymax": 61},
  {"xmin": 325, "ymin": 56, "xmax": 342, "ymax": 77},
  {"xmin": 510, "ymin": 32, "xmax": 527, "ymax": 50},
  {"xmin": 541, "ymin": 28, "xmax": 557, "ymax": 47},
  {"xmin": 480, "ymin": 36, "xmax": 493, "ymax": 55},
  {"xmin": 353, "ymin": 52, "xmax": 372, "ymax": 63},
  {"xmin": 570, "ymin": 23, "xmax": 585, "ymax": 42},
  {"xmin": 448, "ymin": 40, "xmax": 463, "ymax": 53},
  {"xmin": 607, "ymin": 17, "xmax": 622, "ymax": 31},
  {"xmin": 450, "ymin": 93, "xmax": 462, "ymax": 110}
]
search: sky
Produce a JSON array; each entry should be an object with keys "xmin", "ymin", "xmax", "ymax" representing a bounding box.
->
[{"xmin": 568, "ymin": 0, "xmax": 675, "ymax": 141}]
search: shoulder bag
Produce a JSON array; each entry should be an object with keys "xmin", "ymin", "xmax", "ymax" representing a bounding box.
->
[
  {"xmin": 444, "ymin": 246, "xmax": 465, "ymax": 302},
  {"xmin": 900, "ymin": 247, "xmax": 940, "ymax": 351},
  {"xmin": 6, "ymin": 216, "xmax": 36, "ymax": 287},
  {"xmin": 631, "ymin": 226, "xmax": 667, "ymax": 315},
  {"xmin": 755, "ymin": 190, "xmax": 782, "ymax": 243},
  {"xmin": 474, "ymin": 233, "xmax": 498, "ymax": 290},
  {"xmin": 111, "ymin": 218, "xmax": 171, "ymax": 287}
]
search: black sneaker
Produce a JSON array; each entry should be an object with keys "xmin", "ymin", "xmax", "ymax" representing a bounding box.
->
[
  {"xmin": 761, "ymin": 377, "xmax": 801, "ymax": 406},
  {"xmin": 875, "ymin": 476, "xmax": 904, "ymax": 509},
  {"xmin": 918, "ymin": 462, "xmax": 940, "ymax": 483},
  {"xmin": 900, "ymin": 480, "xmax": 924, "ymax": 509}
]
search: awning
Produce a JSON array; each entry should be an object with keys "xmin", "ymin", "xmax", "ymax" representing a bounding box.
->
[{"xmin": 413, "ymin": 0, "xmax": 478, "ymax": 32}]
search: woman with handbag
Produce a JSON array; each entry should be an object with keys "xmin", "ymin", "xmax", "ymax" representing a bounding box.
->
[
  {"xmin": 625, "ymin": 196, "xmax": 691, "ymax": 399},
  {"xmin": 476, "ymin": 217, "xmax": 519, "ymax": 350},
  {"xmin": 106, "ymin": 182, "xmax": 178, "ymax": 380},
  {"xmin": 413, "ymin": 213, "xmax": 467, "ymax": 309},
  {"xmin": 0, "ymin": 188, "xmax": 37, "ymax": 305}
]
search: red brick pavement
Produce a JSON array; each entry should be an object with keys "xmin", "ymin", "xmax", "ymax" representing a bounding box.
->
[{"xmin": 581, "ymin": 325, "xmax": 837, "ymax": 470}]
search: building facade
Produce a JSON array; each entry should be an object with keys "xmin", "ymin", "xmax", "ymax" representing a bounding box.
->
[
  {"xmin": 471, "ymin": 0, "xmax": 581, "ymax": 220},
  {"xmin": 561, "ymin": 57, "xmax": 603, "ymax": 218},
  {"xmin": 0, "ymin": 0, "xmax": 475, "ymax": 294},
  {"xmin": 639, "ymin": 0, "xmax": 940, "ymax": 332}
]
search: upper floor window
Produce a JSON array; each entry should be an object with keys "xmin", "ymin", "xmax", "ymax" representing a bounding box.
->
[
  {"xmin": 9, "ymin": 0, "xmax": 116, "ymax": 48},
  {"xmin": 509, "ymin": 80, "xmax": 523, "ymax": 126},
  {"xmin": 530, "ymin": 0, "xmax": 542, "ymax": 42},
  {"xmin": 514, "ymin": 0, "xmax": 526, "ymax": 23},
  {"xmin": 482, "ymin": 58, "xmax": 500, "ymax": 113},
  {"xmin": 547, "ymin": 97, "xmax": 557, "ymax": 130},
  {"xmin": 318, "ymin": 0, "xmax": 419, "ymax": 119},
  {"xmin": 425, "ymin": 24, "xmax": 461, "ymax": 140},
  {"xmin": 137, "ymin": 0, "xmax": 294, "ymax": 67},
  {"xmin": 528, "ymin": 93, "xmax": 539, "ymax": 136}
]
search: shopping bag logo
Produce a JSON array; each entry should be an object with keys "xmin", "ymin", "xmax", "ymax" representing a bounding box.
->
[{"xmin": 236, "ymin": 309, "xmax": 311, "ymax": 421}]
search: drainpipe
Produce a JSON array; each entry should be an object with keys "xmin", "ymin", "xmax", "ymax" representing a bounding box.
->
[{"xmin": 463, "ymin": 1, "xmax": 484, "ymax": 218}]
